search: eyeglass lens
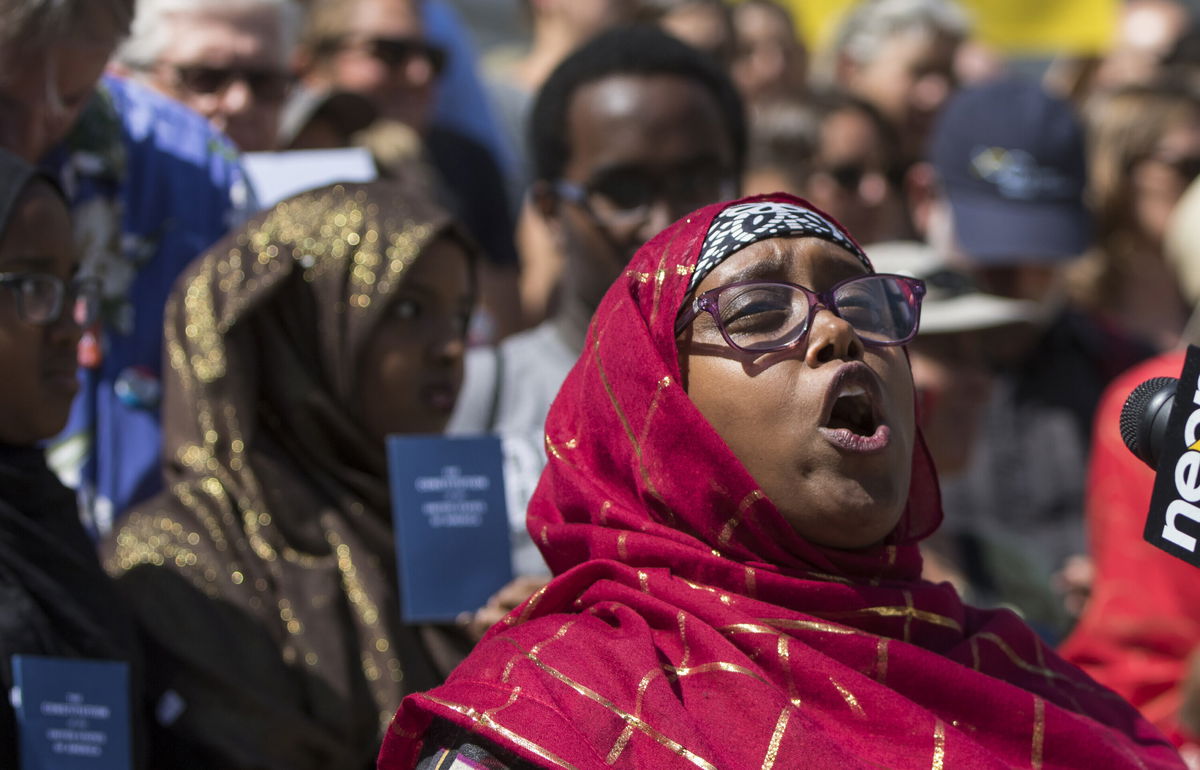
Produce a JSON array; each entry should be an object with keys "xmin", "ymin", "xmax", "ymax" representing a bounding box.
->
[
  {"xmin": 586, "ymin": 163, "xmax": 734, "ymax": 222},
  {"xmin": 175, "ymin": 66, "xmax": 292, "ymax": 102},
  {"xmin": 710, "ymin": 275, "xmax": 921, "ymax": 351},
  {"xmin": 365, "ymin": 38, "xmax": 447, "ymax": 75},
  {"xmin": 4, "ymin": 274, "xmax": 100, "ymax": 326}
]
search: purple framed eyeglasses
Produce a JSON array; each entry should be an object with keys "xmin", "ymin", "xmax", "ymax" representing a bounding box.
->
[{"xmin": 675, "ymin": 273, "xmax": 926, "ymax": 353}]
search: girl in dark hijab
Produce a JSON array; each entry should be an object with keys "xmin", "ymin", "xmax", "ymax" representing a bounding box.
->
[
  {"xmin": 105, "ymin": 180, "xmax": 478, "ymax": 769},
  {"xmin": 0, "ymin": 149, "xmax": 136, "ymax": 765}
]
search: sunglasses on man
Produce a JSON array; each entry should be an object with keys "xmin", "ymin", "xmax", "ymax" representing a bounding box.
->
[{"xmin": 162, "ymin": 64, "xmax": 293, "ymax": 103}]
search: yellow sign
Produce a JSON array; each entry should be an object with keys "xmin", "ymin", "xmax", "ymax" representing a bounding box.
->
[{"xmin": 768, "ymin": 0, "xmax": 1118, "ymax": 57}]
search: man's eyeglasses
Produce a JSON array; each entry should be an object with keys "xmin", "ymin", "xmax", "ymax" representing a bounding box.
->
[
  {"xmin": 326, "ymin": 37, "xmax": 448, "ymax": 77},
  {"xmin": 0, "ymin": 273, "xmax": 101, "ymax": 327},
  {"xmin": 676, "ymin": 273, "xmax": 926, "ymax": 353},
  {"xmin": 556, "ymin": 165, "xmax": 737, "ymax": 231},
  {"xmin": 165, "ymin": 64, "xmax": 293, "ymax": 103}
]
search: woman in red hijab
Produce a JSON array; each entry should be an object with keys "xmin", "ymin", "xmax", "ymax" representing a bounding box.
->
[{"xmin": 378, "ymin": 194, "xmax": 1184, "ymax": 768}]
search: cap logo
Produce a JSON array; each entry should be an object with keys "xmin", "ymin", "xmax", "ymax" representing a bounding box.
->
[{"xmin": 969, "ymin": 146, "xmax": 1076, "ymax": 201}]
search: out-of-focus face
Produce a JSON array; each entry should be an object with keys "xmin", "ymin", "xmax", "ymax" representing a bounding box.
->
[
  {"xmin": 803, "ymin": 107, "xmax": 901, "ymax": 246},
  {"xmin": 1095, "ymin": 0, "xmax": 1190, "ymax": 92},
  {"xmin": 319, "ymin": 0, "xmax": 439, "ymax": 132},
  {"xmin": 843, "ymin": 27, "xmax": 959, "ymax": 161},
  {"xmin": 1131, "ymin": 111, "xmax": 1200, "ymax": 246},
  {"xmin": 356, "ymin": 237, "xmax": 473, "ymax": 441},
  {"xmin": 660, "ymin": 2, "xmax": 734, "ymax": 66},
  {"xmin": 559, "ymin": 0, "xmax": 641, "ymax": 41},
  {"xmin": 146, "ymin": 7, "xmax": 291, "ymax": 152},
  {"xmin": 678, "ymin": 237, "xmax": 916, "ymax": 549},
  {"xmin": 0, "ymin": 182, "xmax": 84, "ymax": 445},
  {"xmin": 549, "ymin": 73, "xmax": 736, "ymax": 312},
  {"xmin": 0, "ymin": 42, "xmax": 113, "ymax": 162},
  {"xmin": 731, "ymin": 2, "xmax": 807, "ymax": 104}
]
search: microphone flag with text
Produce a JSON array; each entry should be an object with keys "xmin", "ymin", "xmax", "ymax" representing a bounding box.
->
[{"xmin": 1120, "ymin": 344, "xmax": 1200, "ymax": 567}]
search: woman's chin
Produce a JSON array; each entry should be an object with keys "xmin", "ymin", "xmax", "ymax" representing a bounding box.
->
[{"xmin": 779, "ymin": 481, "xmax": 907, "ymax": 550}]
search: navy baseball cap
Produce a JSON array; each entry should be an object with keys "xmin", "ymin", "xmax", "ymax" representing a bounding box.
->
[{"xmin": 929, "ymin": 78, "xmax": 1092, "ymax": 264}]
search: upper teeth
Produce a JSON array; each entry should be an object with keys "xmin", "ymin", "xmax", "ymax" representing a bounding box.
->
[{"xmin": 839, "ymin": 385, "xmax": 866, "ymax": 399}]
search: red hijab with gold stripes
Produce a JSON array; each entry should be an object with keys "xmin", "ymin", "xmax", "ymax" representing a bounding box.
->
[{"xmin": 379, "ymin": 194, "xmax": 1182, "ymax": 769}]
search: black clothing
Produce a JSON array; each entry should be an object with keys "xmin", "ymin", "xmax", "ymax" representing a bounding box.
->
[{"xmin": 0, "ymin": 445, "xmax": 144, "ymax": 767}]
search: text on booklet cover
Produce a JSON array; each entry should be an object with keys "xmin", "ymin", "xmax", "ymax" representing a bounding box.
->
[
  {"xmin": 387, "ymin": 434, "xmax": 513, "ymax": 623},
  {"xmin": 9, "ymin": 655, "xmax": 131, "ymax": 770}
]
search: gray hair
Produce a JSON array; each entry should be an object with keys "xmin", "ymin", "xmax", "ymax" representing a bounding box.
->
[
  {"xmin": 116, "ymin": 0, "xmax": 302, "ymax": 69},
  {"xmin": 830, "ymin": 0, "xmax": 971, "ymax": 68},
  {"xmin": 0, "ymin": 0, "xmax": 134, "ymax": 52}
]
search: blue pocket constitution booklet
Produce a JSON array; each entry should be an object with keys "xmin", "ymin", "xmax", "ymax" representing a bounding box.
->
[
  {"xmin": 9, "ymin": 655, "xmax": 131, "ymax": 770},
  {"xmin": 387, "ymin": 434, "xmax": 514, "ymax": 623}
]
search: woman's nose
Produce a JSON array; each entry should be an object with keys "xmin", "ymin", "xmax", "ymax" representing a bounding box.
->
[
  {"xmin": 858, "ymin": 171, "xmax": 889, "ymax": 206},
  {"xmin": 404, "ymin": 55, "xmax": 436, "ymax": 88},
  {"xmin": 47, "ymin": 300, "xmax": 85, "ymax": 349},
  {"xmin": 914, "ymin": 72, "xmax": 952, "ymax": 113},
  {"xmin": 427, "ymin": 324, "xmax": 465, "ymax": 365},
  {"xmin": 803, "ymin": 307, "xmax": 864, "ymax": 366}
]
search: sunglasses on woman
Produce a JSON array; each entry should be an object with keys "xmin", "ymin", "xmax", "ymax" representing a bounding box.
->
[
  {"xmin": 0, "ymin": 272, "xmax": 101, "ymax": 326},
  {"xmin": 676, "ymin": 273, "xmax": 926, "ymax": 353},
  {"xmin": 323, "ymin": 36, "xmax": 448, "ymax": 77}
]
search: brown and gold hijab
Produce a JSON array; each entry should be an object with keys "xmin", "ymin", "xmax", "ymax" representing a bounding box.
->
[{"xmin": 107, "ymin": 180, "xmax": 473, "ymax": 770}]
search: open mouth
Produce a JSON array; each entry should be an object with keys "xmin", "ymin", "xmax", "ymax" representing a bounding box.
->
[
  {"xmin": 827, "ymin": 385, "xmax": 880, "ymax": 437},
  {"xmin": 818, "ymin": 363, "xmax": 891, "ymax": 454}
]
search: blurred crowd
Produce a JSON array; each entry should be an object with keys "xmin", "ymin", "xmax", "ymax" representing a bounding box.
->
[{"xmin": 3, "ymin": 0, "xmax": 1200, "ymax": 766}]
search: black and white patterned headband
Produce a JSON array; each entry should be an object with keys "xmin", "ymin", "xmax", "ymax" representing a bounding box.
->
[{"xmin": 687, "ymin": 201, "xmax": 871, "ymax": 295}]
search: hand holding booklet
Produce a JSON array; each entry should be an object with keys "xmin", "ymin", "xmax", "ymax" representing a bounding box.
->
[{"xmin": 387, "ymin": 435, "xmax": 514, "ymax": 623}]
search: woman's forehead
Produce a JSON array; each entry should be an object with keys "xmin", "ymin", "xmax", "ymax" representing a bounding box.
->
[
  {"xmin": 695, "ymin": 237, "xmax": 869, "ymax": 291},
  {"xmin": 686, "ymin": 200, "xmax": 868, "ymax": 294}
]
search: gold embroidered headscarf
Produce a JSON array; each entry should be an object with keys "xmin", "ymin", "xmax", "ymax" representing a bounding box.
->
[{"xmin": 105, "ymin": 181, "xmax": 473, "ymax": 770}]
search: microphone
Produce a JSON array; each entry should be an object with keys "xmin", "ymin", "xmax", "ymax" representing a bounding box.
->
[
  {"xmin": 1120, "ymin": 376, "xmax": 1179, "ymax": 468},
  {"xmin": 1121, "ymin": 347, "xmax": 1200, "ymax": 566}
]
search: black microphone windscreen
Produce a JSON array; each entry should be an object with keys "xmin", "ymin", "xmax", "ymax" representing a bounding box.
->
[{"xmin": 1120, "ymin": 376, "xmax": 1178, "ymax": 467}]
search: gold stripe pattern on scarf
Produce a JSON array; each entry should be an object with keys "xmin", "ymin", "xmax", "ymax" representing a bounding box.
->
[
  {"xmin": 496, "ymin": 637, "xmax": 720, "ymax": 769},
  {"xmin": 762, "ymin": 707, "xmax": 791, "ymax": 770},
  {"xmin": 423, "ymin": 694, "xmax": 578, "ymax": 769},
  {"xmin": 1032, "ymin": 695, "xmax": 1045, "ymax": 769}
]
